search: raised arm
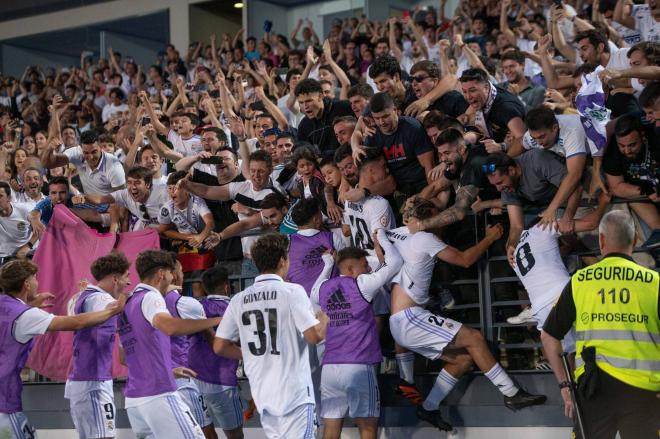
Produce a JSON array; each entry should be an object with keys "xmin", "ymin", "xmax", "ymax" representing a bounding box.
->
[
  {"xmin": 322, "ymin": 40, "xmax": 351, "ymax": 100},
  {"xmin": 613, "ymin": 0, "xmax": 635, "ymax": 29},
  {"xmin": 436, "ymin": 223, "xmax": 503, "ymax": 268},
  {"xmin": 178, "ymin": 175, "xmax": 231, "ymax": 201},
  {"xmin": 500, "ymin": 0, "xmax": 517, "ymax": 46},
  {"xmin": 388, "ymin": 18, "xmax": 404, "ymax": 62}
]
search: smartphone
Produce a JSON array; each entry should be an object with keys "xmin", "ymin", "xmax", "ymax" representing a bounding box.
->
[
  {"xmin": 201, "ymin": 156, "xmax": 225, "ymax": 164},
  {"xmin": 141, "ymin": 116, "xmax": 151, "ymax": 126},
  {"xmin": 241, "ymin": 79, "xmax": 249, "ymax": 88},
  {"xmin": 554, "ymin": 0, "xmax": 563, "ymax": 7},
  {"xmin": 263, "ymin": 20, "xmax": 273, "ymax": 33}
]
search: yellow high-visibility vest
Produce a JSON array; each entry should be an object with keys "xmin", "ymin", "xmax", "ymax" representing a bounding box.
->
[{"xmin": 572, "ymin": 255, "xmax": 660, "ymax": 391}]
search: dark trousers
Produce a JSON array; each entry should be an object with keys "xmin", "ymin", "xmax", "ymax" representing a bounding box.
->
[{"xmin": 576, "ymin": 370, "xmax": 660, "ymax": 439}]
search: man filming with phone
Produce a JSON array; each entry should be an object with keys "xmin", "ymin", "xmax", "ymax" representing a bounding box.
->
[{"xmin": 175, "ymin": 127, "xmax": 229, "ymax": 176}]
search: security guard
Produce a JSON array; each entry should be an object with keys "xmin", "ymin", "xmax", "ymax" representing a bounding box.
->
[{"xmin": 541, "ymin": 210, "xmax": 660, "ymax": 438}]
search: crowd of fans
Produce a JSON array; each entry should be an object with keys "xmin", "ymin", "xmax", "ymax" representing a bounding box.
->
[{"xmin": 0, "ymin": 0, "xmax": 659, "ymax": 343}]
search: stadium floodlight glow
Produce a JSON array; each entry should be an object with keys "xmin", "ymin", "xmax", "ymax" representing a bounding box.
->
[{"xmin": 234, "ymin": 2, "xmax": 244, "ymax": 7}]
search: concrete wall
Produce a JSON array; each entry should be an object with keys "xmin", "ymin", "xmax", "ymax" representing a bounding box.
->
[
  {"xmin": 189, "ymin": 4, "xmax": 242, "ymax": 50},
  {"xmin": 0, "ymin": 45, "xmax": 78, "ymax": 77}
]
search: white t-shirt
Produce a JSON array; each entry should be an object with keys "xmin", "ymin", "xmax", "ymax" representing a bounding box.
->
[
  {"xmin": 523, "ymin": 114, "xmax": 588, "ymax": 158},
  {"xmin": 167, "ymin": 130, "xmax": 202, "ymax": 158},
  {"xmin": 64, "ymin": 148, "xmax": 126, "ymax": 195},
  {"xmin": 14, "ymin": 303, "xmax": 54, "ymax": 344},
  {"xmin": 101, "ymin": 103, "xmax": 128, "ymax": 123},
  {"xmin": 158, "ymin": 195, "xmax": 211, "ymax": 234},
  {"xmin": 111, "ymin": 184, "xmax": 169, "ymax": 230},
  {"xmin": 12, "ymin": 192, "xmax": 46, "ymax": 212},
  {"xmin": 606, "ymin": 47, "xmax": 631, "ymax": 70},
  {"xmin": 386, "ymin": 226, "xmax": 447, "ymax": 305},
  {"xmin": 277, "ymin": 94, "xmax": 305, "ymax": 130},
  {"xmin": 216, "ymin": 274, "xmax": 319, "ymax": 416},
  {"xmin": 517, "ymin": 38, "xmax": 543, "ymax": 78},
  {"xmin": 611, "ymin": 21, "xmax": 643, "ymax": 46},
  {"xmin": 0, "ymin": 203, "xmax": 32, "ymax": 257},
  {"xmin": 228, "ymin": 180, "xmax": 275, "ymax": 257},
  {"xmin": 512, "ymin": 226, "xmax": 570, "ymax": 319},
  {"xmin": 64, "ymin": 285, "xmax": 116, "ymax": 399},
  {"xmin": 343, "ymin": 194, "xmax": 396, "ymax": 256},
  {"xmin": 632, "ymin": 4, "xmax": 660, "ymax": 44}
]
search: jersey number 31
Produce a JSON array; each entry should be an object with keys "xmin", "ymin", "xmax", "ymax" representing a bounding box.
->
[{"xmin": 241, "ymin": 309, "xmax": 281, "ymax": 356}]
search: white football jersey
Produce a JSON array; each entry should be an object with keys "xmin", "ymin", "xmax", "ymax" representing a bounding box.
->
[
  {"xmin": 343, "ymin": 195, "xmax": 395, "ymax": 255},
  {"xmin": 513, "ymin": 225, "xmax": 570, "ymax": 314},
  {"xmin": 387, "ymin": 226, "xmax": 447, "ymax": 305},
  {"xmin": 216, "ymin": 274, "xmax": 319, "ymax": 416}
]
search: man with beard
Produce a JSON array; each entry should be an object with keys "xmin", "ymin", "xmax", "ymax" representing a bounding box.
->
[
  {"xmin": 459, "ymin": 68, "xmax": 526, "ymax": 147},
  {"xmin": 175, "ymin": 127, "xmax": 229, "ymax": 175},
  {"xmin": 603, "ymin": 114, "xmax": 660, "ymax": 233},
  {"xmin": 12, "ymin": 167, "xmax": 46, "ymax": 210},
  {"xmin": 407, "ymin": 129, "xmax": 500, "ymax": 233},
  {"xmin": 499, "ymin": 50, "xmax": 545, "ymax": 110}
]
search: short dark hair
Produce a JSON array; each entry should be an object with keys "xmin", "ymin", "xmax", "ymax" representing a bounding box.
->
[
  {"xmin": 167, "ymin": 170, "xmax": 188, "ymax": 186},
  {"xmin": 291, "ymin": 145, "xmax": 318, "ymax": 166},
  {"xmin": 127, "ymin": 166, "xmax": 154, "ymax": 187},
  {"xmin": 575, "ymin": 30, "xmax": 609, "ymax": 53},
  {"xmin": 628, "ymin": 41, "xmax": 660, "ymax": 66},
  {"xmin": 48, "ymin": 176, "xmax": 69, "ymax": 189},
  {"xmin": 525, "ymin": 106, "xmax": 558, "ymax": 131},
  {"xmin": 98, "ymin": 134, "xmax": 114, "ymax": 144},
  {"xmin": 260, "ymin": 192, "xmax": 288, "ymax": 210},
  {"xmin": 291, "ymin": 197, "xmax": 321, "ymax": 226},
  {"xmin": 613, "ymin": 113, "xmax": 644, "ymax": 138},
  {"xmin": 336, "ymin": 247, "xmax": 369, "ymax": 266},
  {"xmin": 347, "ymin": 83, "xmax": 374, "ymax": 100},
  {"xmin": 333, "ymin": 115, "xmax": 357, "ymax": 127},
  {"xmin": 639, "ymin": 81, "xmax": 660, "ymax": 108},
  {"xmin": 368, "ymin": 55, "xmax": 400, "ymax": 80},
  {"xmin": 435, "ymin": 128, "xmax": 465, "ymax": 147},
  {"xmin": 0, "ymin": 260, "xmax": 38, "ymax": 295},
  {"xmin": 80, "ymin": 130, "xmax": 98, "ymax": 145},
  {"xmin": 459, "ymin": 68, "xmax": 489, "ymax": 84},
  {"xmin": 572, "ymin": 63, "xmax": 599, "ymax": 78},
  {"xmin": 369, "ymin": 92, "xmax": 395, "ymax": 113},
  {"xmin": 135, "ymin": 250, "xmax": 177, "ymax": 281},
  {"xmin": 250, "ymin": 233, "xmax": 289, "ymax": 273},
  {"xmin": 90, "ymin": 252, "xmax": 130, "ymax": 282},
  {"xmin": 0, "ymin": 181, "xmax": 11, "ymax": 197},
  {"xmin": 200, "ymin": 266, "xmax": 229, "ymax": 295},
  {"xmin": 202, "ymin": 127, "xmax": 228, "ymax": 143},
  {"xmin": 286, "ymin": 68, "xmax": 302, "ymax": 84},
  {"xmin": 333, "ymin": 143, "xmax": 353, "ymax": 164},
  {"xmin": 357, "ymin": 148, "xmax": 385, "ymax": 172},
  {"xmin": 294, "ymin": 78, "xmax": 323, "ymax": 97},
  {"xmin": 249, "ymin": 149, "xmax": 273, "ymax": 169},
  {"xmin": 484, "ymin": 152, "xmax": 516, "ymax": 172},
  {"xmin": 501, "ymin": 50, "xmax": 525, "ymax": 65},
  {"xmin": 410, "ymin": 60, "xmax": 440, "ymax": 78}
]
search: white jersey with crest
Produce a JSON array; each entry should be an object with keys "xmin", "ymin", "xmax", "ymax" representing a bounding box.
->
[
  {"xmin": 216, "ymin": 274, "xmax": 319, "ymax": 416},
  {"xmin": 386, "ymin": 226, "xmax": 447, "ymax": 306},
  {"xmin": 512, "ymin": 225, "xmax": 570, "ymax": 315},
  {"xmin": 343, "ymin": 195, "xmax": 395, "ymax": 256}
]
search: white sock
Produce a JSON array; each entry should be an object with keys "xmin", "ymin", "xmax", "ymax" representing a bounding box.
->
[
  {"xmin": 485, "ymin": 363, "xmax": 518, "ymax": 397},
  {"xmin": 422, "ymin": 369, "xmax": 458, "ymax": 411},
  {"xmin": 395, "ymin": 352, "xmax": 415, "ymax": 384}
]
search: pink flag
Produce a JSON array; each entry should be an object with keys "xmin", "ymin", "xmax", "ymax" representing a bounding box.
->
[{"xmin": 26, "ymin": 205, "xmax": 160, "ymax": 381}]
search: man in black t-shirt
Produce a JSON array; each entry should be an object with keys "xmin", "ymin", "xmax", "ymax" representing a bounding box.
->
[
  {"xmin": 295, "ymin": 78, "xmax": 353, "ymax": 158},
  {"xmin": 190, "ymin": 147, "xmax": 245, "ymax": 273},
  {"xmin": 459, "ymin": 68, "xmax": 526, "ymax": 145},
  {"xmin": 408, "ymin": 128, "xmax": 498, "ymax": 233},
  {"xmin": 405, "ymin": 60, "xmax": 469, "ymax": 118},
  {"xmin": 603, "ymin": 114, "xmax": 660, "ymax": 231},
  {"xmin": 361, "ymin": 92, "xmax": 434, "ymax": 197}
]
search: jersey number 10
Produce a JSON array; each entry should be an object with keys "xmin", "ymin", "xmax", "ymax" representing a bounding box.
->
[{"xmin": 242, "ymin": 309, "xmax": 281, "ymax": 356}]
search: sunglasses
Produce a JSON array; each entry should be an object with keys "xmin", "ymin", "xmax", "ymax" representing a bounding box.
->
[
  {"xmin": 481, "ymin": 163, "xmax": 499, "ymax": 174},
  {"xmin": 139, "ymin": 203, "xmax": 150, "ymax": 220},
  {"xmin": 411, "ymin": 75, "xmax": 432, "ymax": 83}
]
